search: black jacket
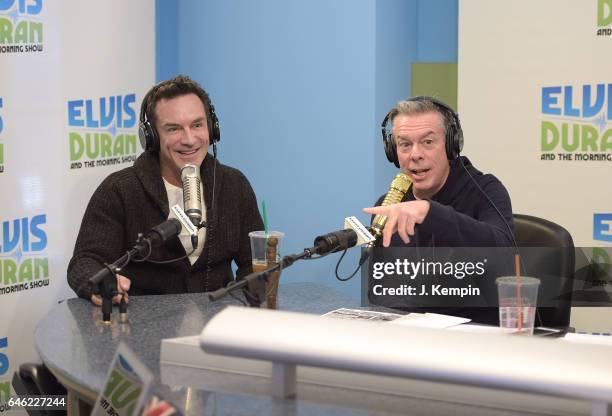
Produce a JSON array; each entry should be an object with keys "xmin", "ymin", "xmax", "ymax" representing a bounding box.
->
[
  {"xmin": 373, "ymin": 157, "xmax": 513, "ymax": 324},
  {"xmin": 377, "ymin": 157, "xmax": 513, "ymax": 247},
  {"xmin": 68, "ymin": 151, "xmax": 263, "ymax": 299}
]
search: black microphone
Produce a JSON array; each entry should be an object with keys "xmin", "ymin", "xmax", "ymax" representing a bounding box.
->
[
  {"xmin": 209, "ymin": 227, "xmax": 364, "ymax": 303},
  {"xmin": 314, "ymin": 229, "xmax": 358, "ymax": 255},
  {"xmin": 148, "ymin": 218, "xmax": 182, "ymax": 246},
  {"xmin": 181, "ymin": 164, "xmax": 202, "ymax": 226},
  {"xmin": 88, "ymin": 218, "xmax": 182, "ymax": 287}
]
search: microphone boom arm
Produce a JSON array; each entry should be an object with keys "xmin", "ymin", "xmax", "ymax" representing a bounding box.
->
[
  {"xmin": 208, "ymin": 248, "xmax": 316, "ymax": 302},
  {"xmin": 89, "ymin": 218, "xmax": 182, "ymax": 321},
  {"xmin": 208, "ymin": 225, "xmax": 367, "ymax": 303},
  {"xmin": 89, "ymin": 234, "xmax": 151, "ymax": 322}
]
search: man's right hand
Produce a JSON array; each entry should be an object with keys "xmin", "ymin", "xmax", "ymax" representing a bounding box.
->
[
  {"xmin": 363, "ymin": 200, "xmax": 431, "ymax": 247},
  {"xmin": 90, "ymin": 274, "xmax": 131, "ymax": 306}
]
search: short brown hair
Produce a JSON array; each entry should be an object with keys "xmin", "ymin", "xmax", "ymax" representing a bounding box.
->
[{"xmin": 139, "ymin": 75, "xmax": 213, "ymax": 127}]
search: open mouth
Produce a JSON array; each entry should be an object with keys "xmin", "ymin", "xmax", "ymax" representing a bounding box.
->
[{"xmin": 409, "ymin": 168, "xmax": 430, "ymax": 179}]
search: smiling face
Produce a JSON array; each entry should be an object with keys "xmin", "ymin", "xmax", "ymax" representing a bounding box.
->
[
  {"xmin": 392, "ymin": 111, "xmax": 450, "ymax": 200},
  {"xmin": 154, "ymin": 93, "xmax": 209, "ymax": 186}
]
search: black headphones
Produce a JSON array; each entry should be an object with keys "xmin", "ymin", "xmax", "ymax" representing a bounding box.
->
[
  {"xmin": 381, "ymin": 96, "xmax": 464, "ymax": 167},
  {"xmin": 138, "ymin": 78, "xmax": 221, "ymax": 152}
]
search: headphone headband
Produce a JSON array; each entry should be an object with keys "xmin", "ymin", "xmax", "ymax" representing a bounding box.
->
[{"xmin": 381, "ymin": 96, "xmax": 463, "ymax": 167}]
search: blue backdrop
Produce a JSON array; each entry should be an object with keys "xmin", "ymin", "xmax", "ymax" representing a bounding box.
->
[{"xmin": 155, "ymin": 0, "xmax": 457, "ymax": 298}]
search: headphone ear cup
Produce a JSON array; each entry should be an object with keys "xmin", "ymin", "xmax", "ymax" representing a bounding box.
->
[
  {"xmin": 455, "ymin": 127, "xmax": 464, "ymax": 157},
  {"xmin": 210, "ymin": 115, "xmax": 220, "ymax": 143},
  {"xmin": 384, "ymin": 133, "xmax": 400, "ymax": 168},
  {"xmin": 381, "ymin": 113, "xmax": 399, "ymax": 168},
  {"xmin": 138, "ymin": 120, "xmax": 159, "ymax": 152},
  {"xmin": 445, "ymin": 122, "xmax": 463, "ymax": 160},
  {"xmin": 206, "ymin": 101, "xmax": 221, "ymax": 143}
]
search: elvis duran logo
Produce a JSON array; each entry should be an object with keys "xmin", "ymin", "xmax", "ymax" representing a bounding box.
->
[
  {"xmin": 67, "ymin": 94, "xmax": 139, "ymax": 170},
  {"xmin": 0, "ymin": 97, "xmax": 4, "ymax": 173},
  {"xmin": 0, "ymin": 0, "xmax": 44, "ymax": 54},
  {"xmin": 0, "ymin": 214, "xmax": 49, "ymax": 297},
  {"xmin": 0, "ymin": 336, "xmax": 12, "ymax": 412},
  {"xmin": 594, "ymin": 213, "xmax": 612, "ymax": 243},
  {"xmin": 598, "ymin": 0, "xmax": 612, "ymax": 36},
  {"xmin": 540, "ymin": 83, "xmax": 612, "ymax": 162},
  {"xmin": 590, "ymin": 215, "xmax": 612, "ymax": 288}
]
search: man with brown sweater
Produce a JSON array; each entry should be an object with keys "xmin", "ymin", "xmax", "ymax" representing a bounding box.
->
[{"xmin": 68, "ymin": 76, "xmax": 263, "ymax": 305}]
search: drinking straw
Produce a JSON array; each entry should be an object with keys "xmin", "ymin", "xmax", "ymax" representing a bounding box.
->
[
  {"xmin": 515, "ymin": 254, "xmax": 523, "ymax": 334},
  {"xmin": 262, "ymin": 200, "xmax": 269, "ymax": 235}
]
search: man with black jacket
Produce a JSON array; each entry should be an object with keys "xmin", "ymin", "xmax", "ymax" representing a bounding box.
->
[
  {"xmin": 364, "ymin": 97, "xmax": 513, "ymax": 248},
  {"xmin": 363, "ymin": 97, "xmax": 513, "ymax": 324},
  {"xmin": 68, "ymin": 76, "xmax": 263, "ymax": 305}
]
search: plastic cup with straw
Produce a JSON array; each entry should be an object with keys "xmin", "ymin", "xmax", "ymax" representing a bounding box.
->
[
  {"xmin": 261, "ymin": 200, "xmax": 269, "ymax": 236},
  {"xmin": 515, "ymin": 254, "xmax": 522, "ymax": 334},
  {"xmin": 496, "ymin": 256, "xmax": 540, "ymax": 335}
]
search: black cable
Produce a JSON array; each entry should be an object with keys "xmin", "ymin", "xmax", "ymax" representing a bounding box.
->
[
  {"xmin": 211, "ymin": 142, "xmax": 218, "ymax": 221},
  {"xmin": 461, "ymin": 158, "xmax": 523, "ymax": 279},
  {"xmin": 131, "ymin": 237, "xmax": 196, "ymax": 264},
  {"xmin": 335, "ymin": 249, "xmax": 355, "ymax": 281},
  {"xmin": 458, "ymin": 157, "xmax": 524, "ymax": 273},
  {"xmin": 459, "ymin": 158, "xmax": 540, "ymax": 325},
  {"xmin": 132, "ymin": 238, "xmax": 152, "ymax": 263},
  {"xmin": 334, "ymin": 245, "xmax": 372, "ymax": 282},
  {"xmin": 115, "ymin": 250, "xmax": 133, "ymax": 270},
  {"xmin": 144, "ymin": 250, "xmax": 196, "ymax": 264},
  {"xmin": 204, "ymin": 142, "xmax": 218, "ymax": 293}
]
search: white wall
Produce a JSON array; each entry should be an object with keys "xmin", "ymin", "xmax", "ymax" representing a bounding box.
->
[
  {"xmin": 0, "ymin": 0, "xmax": 154, "ymax": 404},
  {"xmin": 459, "ymin": 0, "xmax": 612, "ymax": 331}
]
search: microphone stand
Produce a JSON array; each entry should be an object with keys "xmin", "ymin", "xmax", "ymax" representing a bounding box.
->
[
  {"xmin": 189, "ymin": 221, "xmax": 207, "ymax": 250},
  {"xmin": 90, "ymin": 234, "xmax": 150, "ymax": 322},
  {"xmin": 208, "ymin": 248, "xmax": 316, "ymax": 302},
  {"xmin": 209, "ymin": 227, "xmax": 369, "ymax": 303}
]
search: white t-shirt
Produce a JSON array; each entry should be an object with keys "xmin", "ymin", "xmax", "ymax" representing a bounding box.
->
[{"xmin": 163, "ymin": 177, "xmax": 206, "ymax": 265}]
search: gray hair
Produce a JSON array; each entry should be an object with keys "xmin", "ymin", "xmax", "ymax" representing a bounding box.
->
[{"xmin": 388, "ymin": 98, "xmax": 453, "ymax": 137}]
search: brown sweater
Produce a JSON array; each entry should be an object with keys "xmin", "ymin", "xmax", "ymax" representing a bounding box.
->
[{"xmin": 67, "ymin": 151, "xmax": 263, "ymax": 299}]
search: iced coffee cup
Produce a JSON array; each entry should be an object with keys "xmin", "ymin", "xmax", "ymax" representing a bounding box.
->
[{"xmin": 249, "ymin": 231, "xmax": 284, "ymax": 309}]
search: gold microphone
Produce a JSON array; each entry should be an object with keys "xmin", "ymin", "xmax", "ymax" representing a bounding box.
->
[{"xmin": 368, "ymin": 172, "xmax": 412, "ymax": 246}]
